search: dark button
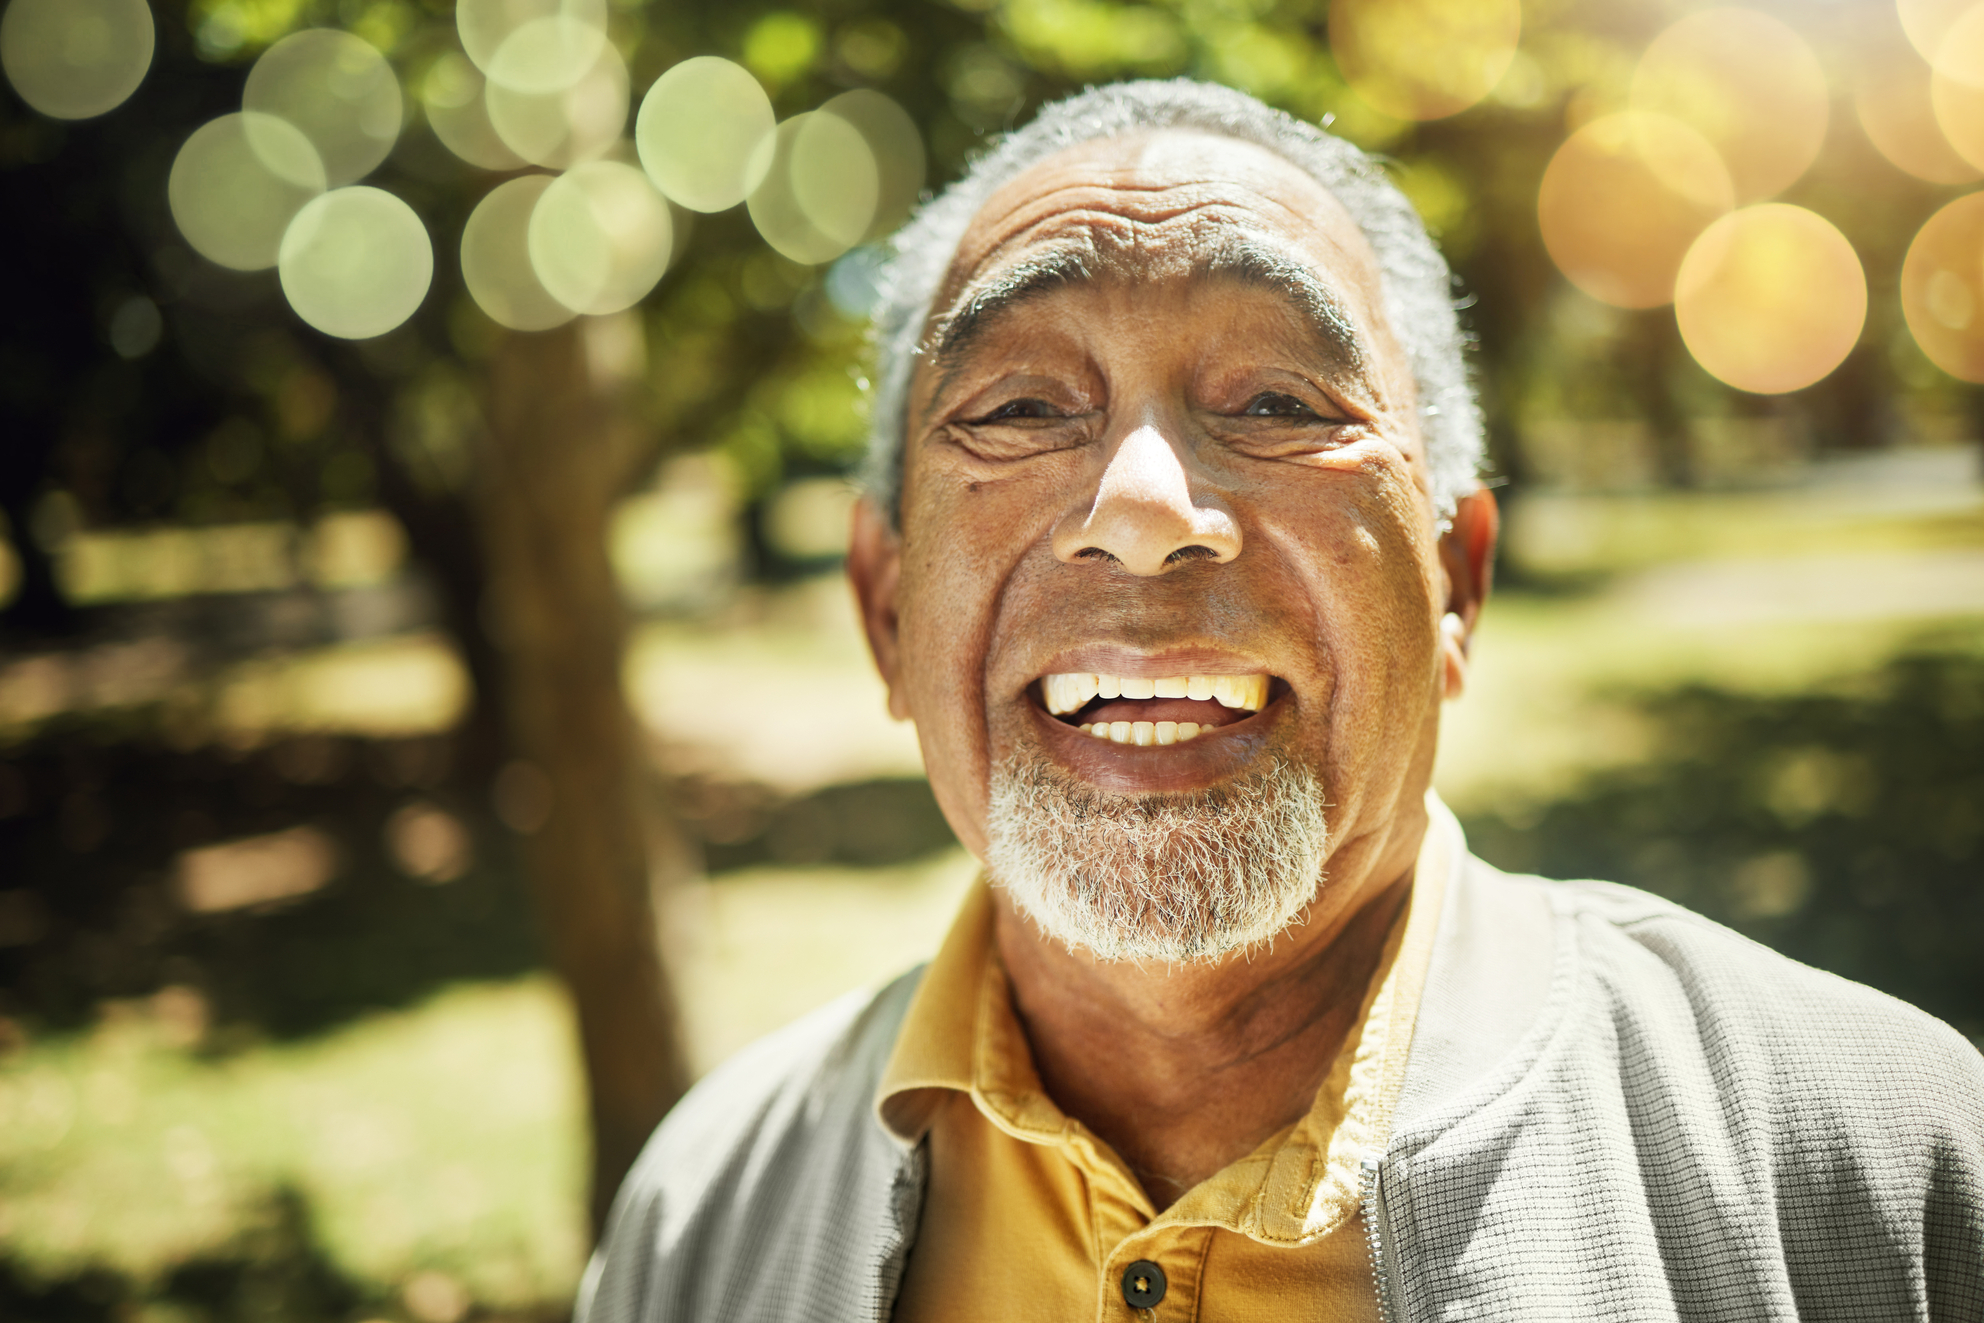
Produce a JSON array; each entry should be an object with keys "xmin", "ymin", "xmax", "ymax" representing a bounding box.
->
[{"xmin": 1121, "ymin": 1259, "xmax": 1167, "ymax": 1309}]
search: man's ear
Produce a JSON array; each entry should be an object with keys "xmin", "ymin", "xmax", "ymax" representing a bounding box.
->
[
  {"xmin": 1437, "ymin": 487, "xmax": 1499, "ymax": 700},
  {"xmin": 847, "ymin": 496, "xmax": 911, "ymax": 721}
]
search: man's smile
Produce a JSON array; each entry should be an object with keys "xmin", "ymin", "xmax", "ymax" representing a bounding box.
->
[{"xmin": 1036, "ymin": 669, "xmax": 1274, "ymax": 745}]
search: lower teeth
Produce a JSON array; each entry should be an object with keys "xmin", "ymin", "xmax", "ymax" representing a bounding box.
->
[{"xmin": 1078, "ymin": 720, "xmax": 1202, "ymax": 746}]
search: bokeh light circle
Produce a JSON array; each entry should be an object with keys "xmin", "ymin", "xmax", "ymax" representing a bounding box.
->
[
  {"xmin": 244, "ymin": 29, "xmax": 402, "ymax": 186},
  {"xmin": 1899, "ymin": 0, "xmax": 1975, "ymax": 61},
  {"xmin": 169, "ymin": 112, "xmax": 328, "ymax": 271},
  {"xmin": 485, "ymin": 40, "xmax": 626, "ymax": 169},
  {"xmin": 279, "ymin": 187, "xmax": 433, "ymax": 339},
  {"xmin": 528, "ymin": 161, "xmax": 673, "ymax": 315},
  {"xmin": 1328, "ymin": 0, "xmax": 1522, "ymax": 121},
  {"xmin": 462, "ymin": 175, "xmax": 575, "ymax": 331},
  {"xmin": 1674, "ymin": 204, "xmax": 1866, "ymax": 395},
  {"xmin": 746, "ymin": 114, "xmax": 875, "ymax": 265},
  {"xmin": 457, "ymin": 0, "xmax": 607, "ymax": 81},
  {"xmin": 635, "ymin": 56, "xmax": 776, "ymax": 213},
  {"xmin": 0, "ymin": 0, "xmax": 153, "ymax": 121},
  {"xmin": 1930, "ymin": 5, "xmax": 1984, "ymax": 172},
  {"xmin": 792, "ymin": 112, "xmax": 881, "ymax": 250},
  {"xmin": 816, "ymin": 89, "xmax": 925, "ymax": 240},
  {"xmin": 1900, "ymin": 192, "xmax": 1984, "ymax": 382},
  {"xmin": 1538, "ymin": 112, "xmax": 1734, "ymax": 309},
  {"xmin": 488, "ymin": 14, "xmax": 606, "ymax": 94},
  {"xmin": 420, "ymin": 49, "xmax": 525, "ymax": 171},
  {"xmin": 1856, "ymin": 23, "xmax": 1980, "ymax": 185},
  {"xmin": 1630, "ymin": 8, "xmax": 1827, "ymax": 202}
]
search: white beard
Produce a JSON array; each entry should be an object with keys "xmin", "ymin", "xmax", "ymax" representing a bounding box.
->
[{"xmin": 984, "ymin": 755, "xmax": 1329, "ymax": 963}]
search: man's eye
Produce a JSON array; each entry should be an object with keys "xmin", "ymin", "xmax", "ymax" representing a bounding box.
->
[
  {"xmin": 1242, "ymin": 392, "xmax": 1319, "ymax": 418},
  {"xmin": 974, "ymin": 398, "xmax": 1058, "ymax": 422}
]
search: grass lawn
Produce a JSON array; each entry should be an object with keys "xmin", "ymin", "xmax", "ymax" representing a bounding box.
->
[
  {"xmin": 0, "ymin": 979, "xmax": 586, "ymax": 1313},
  {"xmin": 0, "ymin": 851, "xmax": 976, "ymax": 1316}
]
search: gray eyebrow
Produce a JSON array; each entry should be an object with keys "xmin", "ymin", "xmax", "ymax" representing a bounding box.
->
[
  {"xmin": 1196, "ymin": 235, "xmax": 1366, "ymax": 372},
  {"xmin": 926, "ymin": 248, "xmax": 1097, "ymax": 369},
  {"xmin": 923, "ymin": 232, "xmax": 1368, "ymax": 383}
]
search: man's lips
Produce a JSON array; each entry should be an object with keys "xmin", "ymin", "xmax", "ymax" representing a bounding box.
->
[{"xmin": 1036, "ymin": 669, "xmax": 1274, "ymax": 745}]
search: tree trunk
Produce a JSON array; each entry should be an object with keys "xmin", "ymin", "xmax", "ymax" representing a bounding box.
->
[
  {"xmin": 0, "ymin": 490, "xmax": 76, "ymax": 637},
  {"xmin": 1633, "ymin": 312, "xmax": 1696, "ymax": 488},
  {"xmin": 473, "ymin": 316, "xmax": 690, "ymax": 1238}
]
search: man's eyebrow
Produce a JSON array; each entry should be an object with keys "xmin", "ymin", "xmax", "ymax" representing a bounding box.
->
[
  {"xmin": 1196, "ymin": 235, "xmax": 1367, "ymax": 372},
  {"xmin": 926, "ymin": 248, "xmax": 1096, "ymax": 370},
  {"xmin": 922, "ymin": 232, "xmax": 1368, "ymax": 388}
]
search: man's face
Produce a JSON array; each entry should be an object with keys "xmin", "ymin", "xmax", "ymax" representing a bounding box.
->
[{"xmin": 850, "ymin": 129, "xmax": 1486, "ymax": 956}]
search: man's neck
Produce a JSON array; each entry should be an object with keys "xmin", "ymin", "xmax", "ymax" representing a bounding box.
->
[{"xmin": 990, "ymin": 816, "xmax": 1425, "ymax": 1208}]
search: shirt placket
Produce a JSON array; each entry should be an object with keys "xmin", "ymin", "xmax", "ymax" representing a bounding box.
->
[
  {"xmin": 1099, "ymin": 1222, "xmax": 1211, "ymax": 1323},
  {"xmin": 1070, "ymin": 1135, "xmax": 1214, "ymax": 1323}
]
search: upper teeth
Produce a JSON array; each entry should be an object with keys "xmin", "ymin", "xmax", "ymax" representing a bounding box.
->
[{"xmin": 1041, "ymin": 673, "xmax": 1269, "ymax": 715}]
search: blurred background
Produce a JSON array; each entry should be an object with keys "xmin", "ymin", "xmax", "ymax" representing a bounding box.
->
[{"xmin": 2, "ymin": 0, "xmax": 1983, "ymax": 1317}]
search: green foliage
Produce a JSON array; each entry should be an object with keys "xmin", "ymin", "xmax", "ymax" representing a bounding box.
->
[
  {"xmin": 761, "ymin": 359, "xmax": 866, "ymax": 467},
  {"xmin": 188, "ymin": 0, "xmax": 432, "ymax": 60},
  {"xmin": 998, "ymin": 0, "xmax": 1187, "ymax": 79},
  {"xmin": 742, "ymin": 11, "xmax": 823, "ymax": 88},
  {"xmin": 386, "ymin": 364, "xmax": 478, "ymax": 497},
  {"xmin": 187, "ymin": 0, "xmax": 320, "ymax": 60},
  {"xmin": 1386, "ymin": 156, "xmax": 1474, "ymax": 257}
]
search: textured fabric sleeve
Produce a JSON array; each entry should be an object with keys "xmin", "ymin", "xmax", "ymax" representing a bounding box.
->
[
  {"xmin": 1918, "ymin": 1038, "xmax": 1984, "ymax": 1322},
  {"xmin": 577, "ymin": 969, "xmax": 926, "ymax": 1323},
  {"xmin": 1381, "ymin": 872, "xmax": 1984, "ymax": 1323},
  {"xmin": 1595, "ymin": 884, "xmax": 1984, "ymax": 1317},
  {"xmin": 1594, "ymin": 887, "xmax": 1984, "ymax": 1322}
]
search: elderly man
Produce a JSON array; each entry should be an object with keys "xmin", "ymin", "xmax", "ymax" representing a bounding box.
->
[{"xmin": 579, "ymin": 81, "xmax": 1984, "ymax": 1322}]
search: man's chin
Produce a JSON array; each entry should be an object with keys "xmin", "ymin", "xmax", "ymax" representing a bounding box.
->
[{"xmin": 982, "ymin": 754, "xmax": 1329, "ymax": 964}]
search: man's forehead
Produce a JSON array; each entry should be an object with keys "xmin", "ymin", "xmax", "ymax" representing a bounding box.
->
[{"xmin": 941, "ymin": 130, "xmax": 1380, "ymax": 307}]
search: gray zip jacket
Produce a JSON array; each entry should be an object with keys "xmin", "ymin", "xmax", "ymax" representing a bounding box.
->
[{"xmin": 577, "ymin": 820, "xmax": 1984, "ymax": 1322}]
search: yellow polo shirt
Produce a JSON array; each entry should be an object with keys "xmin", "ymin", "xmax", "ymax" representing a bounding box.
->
[{"xmin": 877, "ymin": 815, "xmax": 1450, "ymax": 1322}]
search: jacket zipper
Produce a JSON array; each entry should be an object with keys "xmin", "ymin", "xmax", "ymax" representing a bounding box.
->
[{"xmin": 1360, "ymin": 1155, "xmax": 1397, "ymax": 1323}]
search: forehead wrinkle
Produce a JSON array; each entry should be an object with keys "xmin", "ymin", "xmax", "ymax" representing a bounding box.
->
[{"xmin": 946, "ymin": 151, "xmax": 1366, "ymax": 292}]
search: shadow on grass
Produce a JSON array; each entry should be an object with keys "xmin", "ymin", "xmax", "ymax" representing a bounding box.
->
[
  {"xmin": 0, "ymin": 728, "xmax": 543, "ymax": 1040},
  {"xmin": 678, "ymin": 776, "xmax": 958, "ymax": 873},
  {"xmin": 0, "ymin": 1186, "xmax": 567, "ymax": 1323},
  {"xmin": 0, "ymin": 730, "xmax": 956, "ymax": 1044},
  {"xmin": 1460, "ymin": 649, "xmax": 1984, "ymax": 1040}
]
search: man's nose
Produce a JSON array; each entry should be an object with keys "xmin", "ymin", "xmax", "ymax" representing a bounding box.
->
[{"xmin": 1051, "ymin": 424, "xmax": 1242, "ymax": 575}]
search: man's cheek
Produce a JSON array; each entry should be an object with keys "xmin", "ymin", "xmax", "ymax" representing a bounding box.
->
[{"xmin": 898, "ymin": 558, "xmax": 989, "ymax": 728}]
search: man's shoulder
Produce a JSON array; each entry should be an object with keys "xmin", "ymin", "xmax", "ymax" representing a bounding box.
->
[
  {"xmin": 1558, "ymin": 873, "xmax": 1979, "ymax": 1068},
  {"xmin": 633, "ymin": 965, "xmax": 923, "ymax": 1183},
  {"xmin": 578, "ymin": 968, "xmax": 926, "ymax": 1323},
  {"xmin": 1392, "ymin": 860, "xmax": 1984, "ymax": 1317},
  {"xmin": 1417, "ymin": 856, "xmax": 1983, "ymax": 1144},
  {"xmin": 1507, "ymin": 865, "xmax": 1984, "ymax": 1148}
]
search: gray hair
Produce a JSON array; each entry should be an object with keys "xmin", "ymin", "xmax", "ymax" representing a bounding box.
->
[{"xmin": 859, "ymin": 78, "xmax": 1482, "ymax": 522}]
